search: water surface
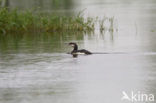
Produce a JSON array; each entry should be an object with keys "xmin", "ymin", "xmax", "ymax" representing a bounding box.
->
[{"xmin": 0, "ymin": 0, "xmax": 156, "ymax": 103}]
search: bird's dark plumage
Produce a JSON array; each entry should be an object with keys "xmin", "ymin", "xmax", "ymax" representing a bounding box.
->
[{"xmin": 68, "ymin": 42, "xmax": 92, "ymax": 55}]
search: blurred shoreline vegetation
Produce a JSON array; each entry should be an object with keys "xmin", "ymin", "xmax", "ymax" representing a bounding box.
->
[
  {"xmin": 0, "ymin": 7, "xmax": 116, "ymax": 34},
  {"xmin": 0, "ymin": 8, "xmax": 95, "ymax": 34}
]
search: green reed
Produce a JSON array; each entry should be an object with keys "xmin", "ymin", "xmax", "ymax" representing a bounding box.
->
[
  {"xmin": 0, "ymin": 8, "xmax": 95, "ymax": 34},
  {"xmin": 0, "ymin": 8, "xmax": 116, "ymax": 34}
]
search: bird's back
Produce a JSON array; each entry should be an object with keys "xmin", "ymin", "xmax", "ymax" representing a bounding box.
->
[{"xmin": 77, "ymin": 49, "xmax": 92, "ymax": 55}]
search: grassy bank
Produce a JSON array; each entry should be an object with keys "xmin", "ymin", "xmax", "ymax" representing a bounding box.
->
[{"xmin": 0, "ymin": 8, "xmax": 95, "ymax": 34}]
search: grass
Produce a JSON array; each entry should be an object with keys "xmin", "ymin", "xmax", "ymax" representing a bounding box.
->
[
  {"xmin": 99, "ymin": 16, "xmax": 117, "ymax": 32},
  {"xmin": 0, "ymin": 8, "xmax": 116, "ymax": 34},
  {"xmin": 0, "ymin": 8, "xmax": 95, "ymax": 34}
]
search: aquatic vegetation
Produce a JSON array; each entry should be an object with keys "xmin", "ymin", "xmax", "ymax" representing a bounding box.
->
[
  {"xmin": 0, "ymin": 8, "xmax": 116, "ymax": 34},
  {"xmin": 99, "ymin": 17, "xmax": 107, "ymax": 32},
  {"xmin": 0, "ymin": 8, "xmax": 95, "ymax": 34},
  {"xmin": 99, "ymin": 16, "xmax": 117, "ymax": 32},
  {"xmin": 109, "ymin": 17, "xmax": 114, "ymax": 32},
  {"xmin": 151, "ymin": 30, "xmax": 155, "ymax": 32}
]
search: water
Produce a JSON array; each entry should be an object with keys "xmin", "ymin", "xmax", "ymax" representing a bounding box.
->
[{"xmin": 0, "ymin": 0, "xmax": 156, "ymax": 103}]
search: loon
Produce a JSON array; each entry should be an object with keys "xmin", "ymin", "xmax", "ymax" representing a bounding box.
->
[{"xmin": 68, "ymin": 42, "xmax": 92, "ymax": 55}]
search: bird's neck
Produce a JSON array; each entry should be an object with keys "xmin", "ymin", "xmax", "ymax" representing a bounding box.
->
[{"xmin": 73, "ymin": 45, "xmax": 78, "ymax": 51}]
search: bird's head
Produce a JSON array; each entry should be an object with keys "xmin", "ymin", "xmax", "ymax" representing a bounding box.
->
[
  {"xmin": 68, "ymin": 42, "xmax": 77, "ymax": 47},
  {"xmin": 68, "ymin": 42, "xmax": 78, "ymax": 50}
]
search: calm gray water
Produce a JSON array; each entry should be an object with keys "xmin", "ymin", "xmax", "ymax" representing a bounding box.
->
[{"xmin": 0, "ymin": 0, "xmax": 156, "ymax": 103}]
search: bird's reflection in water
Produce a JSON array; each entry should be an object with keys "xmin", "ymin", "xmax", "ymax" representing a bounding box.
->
[{"xmin": 72, "ymin": 54, "xmax": 78, "ymax": 58}]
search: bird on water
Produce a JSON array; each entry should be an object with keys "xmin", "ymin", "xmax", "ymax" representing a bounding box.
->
[{"xmin": 68, "ymin": 42, "xmax": 92, "ymax": 55}]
